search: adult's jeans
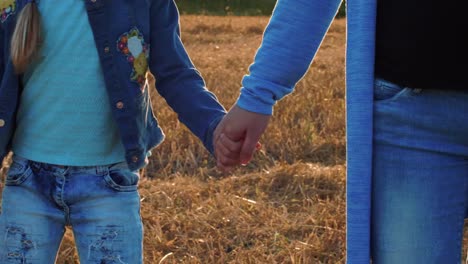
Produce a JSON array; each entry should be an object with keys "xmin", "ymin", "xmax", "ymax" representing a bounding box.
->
[
  {"xmin": 0, "ymin": 156, "xmax": 143, "ymax": 263},
  {"xmin": 371, "ymin": 78, "xmax": 468, "ymax": 263}
]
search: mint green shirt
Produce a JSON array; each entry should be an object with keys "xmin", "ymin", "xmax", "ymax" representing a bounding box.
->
[{"xmin": 13, "ymin": 0, "xmax": 126, "ymax": 165}]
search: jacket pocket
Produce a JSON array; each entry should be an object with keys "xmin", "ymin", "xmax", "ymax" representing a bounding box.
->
[
  {"xmin": 5, "ymin": 155, "xmax": 33, "ymax": 186},
  {"xmin": 103, "ymin": 161, "xmax": 139, "ymax": 192}
]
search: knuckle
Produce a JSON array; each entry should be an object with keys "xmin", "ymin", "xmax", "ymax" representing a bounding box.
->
[
  {"xmin": 227, "ymin": 152, "xmax": 238, "ymax": 160},
  {"xmin": 224, "ymin": 125, "xmax": 235, "ymax": 135},
  {"xmin": 220, "ymin": 156, "xmax": 228, "ymax": 164},
  {"xmin": 220, "ymin": 145, "xmax": 230, "ymax": 156},
  {"xmin": 226, "ymin": 143, "xmax": 236, "ymax": 153}
]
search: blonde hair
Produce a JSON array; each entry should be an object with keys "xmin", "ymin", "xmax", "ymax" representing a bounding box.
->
[{"xmin": 11, "ymin": 2, "xmax": 42, "ymax": 74}]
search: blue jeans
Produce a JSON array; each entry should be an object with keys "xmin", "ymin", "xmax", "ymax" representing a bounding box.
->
[
  {"xmin": 371, "ymin": 78, "xmax": 468, "ymax": 263},
  {"xmin": 0, "ymin": 156, "xmax": 143, "ymax": 263}
]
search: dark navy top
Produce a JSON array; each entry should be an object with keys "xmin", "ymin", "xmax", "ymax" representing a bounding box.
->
[{"xmin": 375, "ymin": 1, "xmax": 468, "ymax": 90}]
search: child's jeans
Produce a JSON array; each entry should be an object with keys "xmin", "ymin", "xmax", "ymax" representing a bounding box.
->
[
  {"xmin": 0, "ymin": 155, "xmax": 143, "ymax": 263},
  {"xmin": 371, "ymin": 78, "xmax": 468, "ymax": 263}
]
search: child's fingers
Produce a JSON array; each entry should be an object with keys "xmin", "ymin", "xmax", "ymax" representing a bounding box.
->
[
  {"xmin": 214, "ymin": 138, "xmax": 242, "ymax": 169},
  {"xmin": 214, "ymin": 134, "xmax": 261, "ymax": 172},
  {"xmin": 217, "ymin": 153, "xmax": 241, "ymax": 169},
  {"xmin": 216, "ymin": 163, "xmax": 234, "ymax": 173},
  {"xmin": 217, "ymin": 138, "xmax": 242, "ymax": 160},
  {"xmin": 220, "ymin": 133, "xmax": 243, "ymax": 153}
]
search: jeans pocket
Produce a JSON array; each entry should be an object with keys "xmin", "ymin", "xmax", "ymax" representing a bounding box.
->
[
  {"xmin": 374, "ymin": 78, "xmax": 414, "ymax": 102},
  {"xmin": 5, "ymin": 156, "xmax": 33, "ymax": 186},
  {"xmin": 103, "ymin": 162, "xmax": 139, "ymax": 192}
]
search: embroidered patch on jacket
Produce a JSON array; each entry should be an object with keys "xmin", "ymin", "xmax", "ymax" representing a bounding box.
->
[
  {"xmin": 116, "ymin": 28, "xmax": 149, "ymax": 89},
  {"xmin": 0, "ymin": 0, "xmax": 16, "ymax": 23}
]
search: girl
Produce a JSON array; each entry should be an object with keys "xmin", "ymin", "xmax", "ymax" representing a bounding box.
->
[{"xmin": 0, "ymin": 0, "xmax": 226, "ymax": 263}]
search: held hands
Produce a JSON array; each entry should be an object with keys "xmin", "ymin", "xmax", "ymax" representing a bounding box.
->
[{"xmin": 213, "ymin": 105, "xmax": 271, "ymax": 171}]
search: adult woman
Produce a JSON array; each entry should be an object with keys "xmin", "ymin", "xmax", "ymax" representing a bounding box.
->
[{"xmin": 214, "ymin": 0, "xmax": 468, "ymax": 262}]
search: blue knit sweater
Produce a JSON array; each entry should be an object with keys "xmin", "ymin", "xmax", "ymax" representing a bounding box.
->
[{"xmin": 236, "ymin": 0, "xmax": 377, "ymax": 262}]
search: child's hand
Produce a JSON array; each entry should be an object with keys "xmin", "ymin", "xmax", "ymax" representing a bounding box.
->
[
  {"xmin": 214, "ymin": 133, "xmax": 262, "ymax": 172},
  {"xmin": 213, "ymin": 105, "xmax": 270, "ymax": 171},
  {"xmin": 214, "ymin": 133, "xmax": 243, "ymax": 172}
]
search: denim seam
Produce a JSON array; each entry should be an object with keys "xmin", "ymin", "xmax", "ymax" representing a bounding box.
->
[
  {"xmin": 103, "ymin": 174, "xmax": 138, "ymax": 192},
  {"xmin": 5, "ymin": 167, "xmax": 33, "ymax": 186}
]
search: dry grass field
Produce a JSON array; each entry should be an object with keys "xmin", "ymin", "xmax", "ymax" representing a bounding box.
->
[{"xmin": 1, "ymin": 15, "xmax": 467, "ymax": 263}]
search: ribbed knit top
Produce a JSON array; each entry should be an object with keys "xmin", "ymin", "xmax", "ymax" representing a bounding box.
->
[{"xmin": 13, "ymin": 0, "xmax": 126, "ymax": 165}]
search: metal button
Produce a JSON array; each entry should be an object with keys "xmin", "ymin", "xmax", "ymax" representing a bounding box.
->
[
  {"xmin": 0, "ymin": 119, "xmax": 4, "ymax": 127},
  {"xmin": 104, "ymin": 46, "xmax": 110, "ymax": 53},
  {"xmin": 116, "ymin": 101, "xmax": 124, "ymax": 109},
  {"xmin": 131, "ymin": 156, "xmax": 139, "ymax": 163}
]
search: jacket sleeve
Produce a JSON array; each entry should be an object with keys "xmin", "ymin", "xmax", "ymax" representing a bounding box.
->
[
  {"xmin": 237, "ymin": 0, "xmax": 343, "ymax": 115},
  {"xmin": 0, "ymin": 25, "xmax": 6, "ymax": 163},
  {"xmin": 0, "ymin": 19, "xmax": 8, "ymax": 85},
  {"xmin": 0, "ymin": 24, "xmax": 4, "ymax": 87},
  {"xmin": 148, "ymin": 0, "xmax": 226, "ymax": 154}
]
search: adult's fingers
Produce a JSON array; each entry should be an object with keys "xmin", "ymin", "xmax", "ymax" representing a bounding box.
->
[{"xmin": 240, "ymin": 131, "xmax": 262, "ymax": 164}]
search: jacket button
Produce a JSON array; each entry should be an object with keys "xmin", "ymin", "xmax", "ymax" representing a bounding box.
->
[
  {"xmin": 104, "ymin": 46, "xmax": 110, "ymax": 53},
  {"xmin": 0, "ymin": 119, "xmax": 4, "ymax": 127},
  {"xmin": 131, "ymin": 156, "xmax": 139, "ymax": 163},
  {"xmin": 116, "ymin": 101, "xmax": 124, "ymax": 109}
]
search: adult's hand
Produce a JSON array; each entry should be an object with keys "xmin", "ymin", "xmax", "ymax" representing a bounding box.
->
[{"xmin": 214, "ymin": 105, "xmax": 271, "ymax": 170}]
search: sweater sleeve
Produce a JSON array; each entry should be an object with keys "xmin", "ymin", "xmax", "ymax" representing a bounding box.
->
[{"xmin": 237, "ymin": 0, "xmax": 343, "ymax": 115}]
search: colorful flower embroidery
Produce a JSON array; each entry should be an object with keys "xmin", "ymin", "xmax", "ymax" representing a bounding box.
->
[
  {"xmin": 0, "ymin": 0, "xmax": 16, "ymax": 23},
  {"xmin": 116, "ymin": 28, "xmax": 149, "ymax": 89}
]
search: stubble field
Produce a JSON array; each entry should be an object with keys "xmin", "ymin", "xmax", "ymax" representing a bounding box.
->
[{"xmin": 1, "ymin": 15, "xmax": 467, "ymax": 263}]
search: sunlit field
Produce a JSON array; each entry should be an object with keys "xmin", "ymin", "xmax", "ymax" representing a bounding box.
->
[{"xmin": 1, "ymin": 15, "xmax": 467, "ymax": 263}]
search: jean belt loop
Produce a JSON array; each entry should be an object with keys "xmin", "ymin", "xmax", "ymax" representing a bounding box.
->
[{"xmin": 96, "ymin": 164, "xmax": 108, "ymax": 176}]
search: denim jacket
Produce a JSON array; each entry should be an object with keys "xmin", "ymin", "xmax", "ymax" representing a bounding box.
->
[{"xmin": 0, "ymin": 0, "xmax": 226, "ymax": 171}]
